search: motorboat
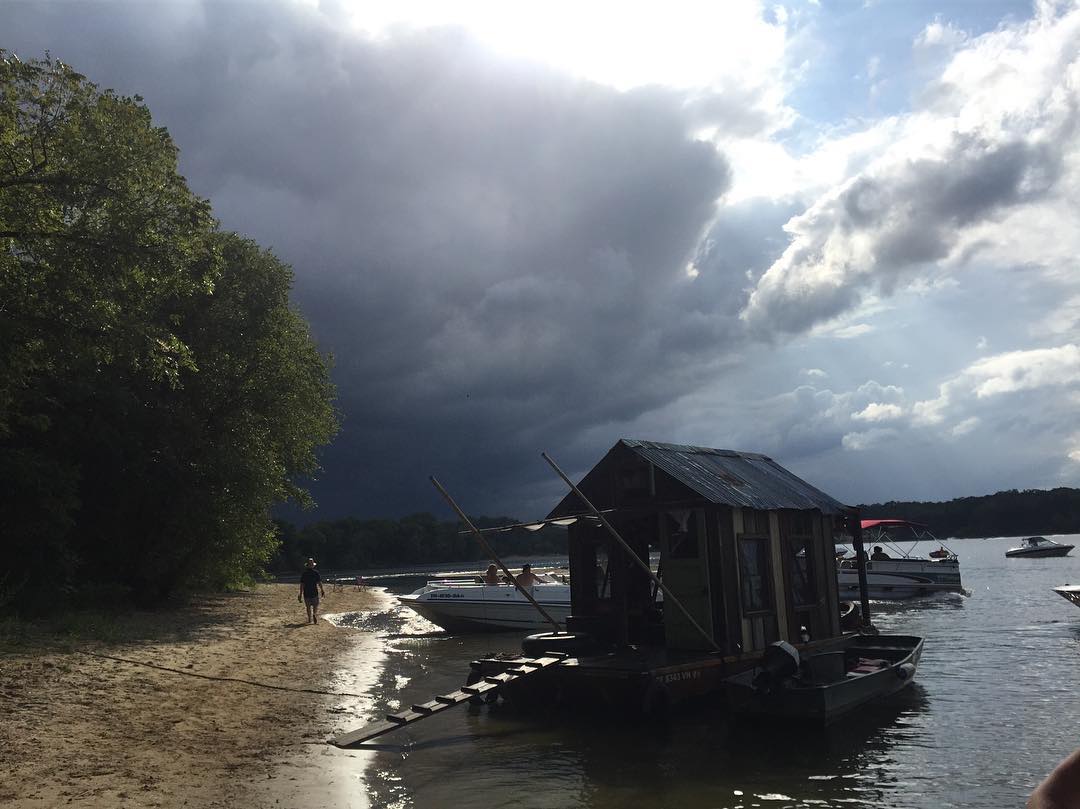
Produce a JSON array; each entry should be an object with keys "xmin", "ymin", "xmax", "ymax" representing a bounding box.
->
[
  {"xmin": 836, "ymin": 519, "xmax": 963, "ymax": 600},
  {"xmin": 400, "ymin": 572, "xmax": 571, "ymax": 632},
  {"xmin": 1006, "ymin": 536, "xmax": 1074, "ymax": 558},
  {"xmin": 1053, "ymin": 585, "xmax": 1080, "ymax": 608},
  {"xmin": 724, "ymin": 634, "xmax": 923, "ymax": 725}
]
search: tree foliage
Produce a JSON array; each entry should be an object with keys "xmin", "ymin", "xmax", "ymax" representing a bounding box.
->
[
  {"xmin": 0, "ymin": 53, "xmax": 337, "ymax": 606},
  {"xmin": 859, "ymin": 487, "xmax": 1080, "ymax": 539},
  {"xmin": 271, "ymin": 514, "xmax": 568, "ymax": 575}
]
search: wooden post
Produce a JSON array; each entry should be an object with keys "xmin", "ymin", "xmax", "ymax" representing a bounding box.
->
[
  {"xmin": 541, "ymin": 452, "xmax": 721, "ymax": 653},
  {"xmin": 430, "ymin": 476, "xmax": 563, "ymax": 633},
  {"xmin": 849, "ymin": 511, "xmax": 874, "ymax": 632}
]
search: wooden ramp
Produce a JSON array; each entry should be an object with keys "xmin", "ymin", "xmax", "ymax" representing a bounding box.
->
[{"xmin": 332, "ymin": 655, "xmax": 564, "ymax": 748}]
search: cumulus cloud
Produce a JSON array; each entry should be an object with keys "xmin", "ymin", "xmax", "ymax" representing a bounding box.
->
[
  {"xmin": 914, "ymin": 344, "xmax": 1080, "ymax": 425},
  {"xmin": 914, "ymin": 18, "xmax": 968, "ymax": 51},
  {"xmin": 742, "ymin": 4, "xmax": 1080, "ymax": 336},
  {"xmin": 852, "ymin": 402, "xmax": 903, "ymax": 422},
  {"xmin": 842, "ymin": 428, "xmax": 899, "ymax": 451}
]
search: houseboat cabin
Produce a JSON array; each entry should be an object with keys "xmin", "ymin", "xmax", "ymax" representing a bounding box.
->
[{"xmin": 546, "ymin": 440, "xmax": 848, "ymax": 656}]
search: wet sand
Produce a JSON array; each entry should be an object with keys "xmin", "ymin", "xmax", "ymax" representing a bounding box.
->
[{"xmin": 0, "ymin": 583, "xmax": 389, "ymax": 808}]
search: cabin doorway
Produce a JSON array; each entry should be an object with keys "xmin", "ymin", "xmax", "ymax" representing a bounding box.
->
[{"xmin": 660, "ymin": 509, "xmax": 714, "ymax": 650}]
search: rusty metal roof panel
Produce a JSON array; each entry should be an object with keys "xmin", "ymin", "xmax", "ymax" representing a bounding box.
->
[{"xmin": 621, "ymin": 439, "xmax": 847, "ymax": 514}]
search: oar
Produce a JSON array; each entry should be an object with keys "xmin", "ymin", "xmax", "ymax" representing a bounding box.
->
[
  {"xmin": 430, "ymin": 476, "xmax": 563, "ymax": 633},
  {"xmin": 541, "ymin": 452, "xmax": 721, "ymax": 653}
]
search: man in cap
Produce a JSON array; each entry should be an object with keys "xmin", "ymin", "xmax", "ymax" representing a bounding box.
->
[{"xmin": 299, "ymin": 557, "xmax": 325, "ymax": 624}]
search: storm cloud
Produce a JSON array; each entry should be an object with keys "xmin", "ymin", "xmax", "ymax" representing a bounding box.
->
[
  {"xmin": 6, "ymin": 2, "xmax": 751, "ymax": 517},
  {"xmin": 6, "ymin": 1, "xmax": 1080, "ymax": 519}
]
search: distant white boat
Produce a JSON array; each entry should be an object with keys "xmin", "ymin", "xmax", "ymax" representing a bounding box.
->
[
  {"xmin": 836, "ymin": 519, "xmax": 963, "ymax": 600},
  {"xmin": 1006, "ymin": 536, "xmax": 1074, "ymax": 558},
  {"xmin": 400, "ymin": 574, "xmax": 571, "ymax": 632}
]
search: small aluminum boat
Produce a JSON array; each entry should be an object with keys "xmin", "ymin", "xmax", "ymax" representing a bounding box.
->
[
  {"xmin": 724, "ymin": 634, "xmax": 923, "ymax": 725},
  {"xmin": 1006, "ymin": 536, "xmax": 1074, "ymax": 558}
]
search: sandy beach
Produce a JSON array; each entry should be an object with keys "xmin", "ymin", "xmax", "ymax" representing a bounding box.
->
[{"xmin": 0, "ymin": 583, "xmax": 386, "ymax": 808}]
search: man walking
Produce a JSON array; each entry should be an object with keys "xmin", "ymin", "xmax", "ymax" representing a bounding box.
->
[{"xmin": 299, "ymin": 558, "xmax": 325, "ymax": 624}]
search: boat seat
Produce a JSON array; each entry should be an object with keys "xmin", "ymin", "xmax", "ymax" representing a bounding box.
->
[{"xmin": 848, "ymin": 657, "xmax": 889, "ymax": 675}]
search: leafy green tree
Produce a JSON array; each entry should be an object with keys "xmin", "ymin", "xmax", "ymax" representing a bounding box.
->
[{"xmin": 0, "ymin": 53, "xmax": 337, "ymax": 606}]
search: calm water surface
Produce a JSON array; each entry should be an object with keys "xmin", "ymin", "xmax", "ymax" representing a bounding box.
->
[{"xmin": 331, "ymin": 537, "xmax": 1080, "ymax": 808}]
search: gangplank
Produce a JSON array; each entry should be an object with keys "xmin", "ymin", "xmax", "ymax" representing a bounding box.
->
[{"xmin": 331, "ymin": 654, "xmax": 565, "ymax": 748}]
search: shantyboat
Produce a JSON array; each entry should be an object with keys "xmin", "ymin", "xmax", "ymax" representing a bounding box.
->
[
  {"xmin": 467, "ymin": 441, "xmax": 922, "ymax": 718},
  {"xmin": 334, "ymin": 440, "xmax": 922, "ymax": 747}
]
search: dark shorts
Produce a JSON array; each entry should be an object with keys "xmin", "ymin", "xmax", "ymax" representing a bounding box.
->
[{"xmin": 304, "ymin": 595, "xmax": 320, "ymax": 606}]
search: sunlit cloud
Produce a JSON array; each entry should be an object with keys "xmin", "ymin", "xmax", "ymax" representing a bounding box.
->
[
  {"xmin": 852, "ymin": 402, "xmax": 903, "ymax": 422},
  {"xmin": 914, "ymin": 344, "xmax": 1080, "ymax": 425},
  {"xmin": 742, "ymin": 3, "xmax": 1080, "ymax": 336}
]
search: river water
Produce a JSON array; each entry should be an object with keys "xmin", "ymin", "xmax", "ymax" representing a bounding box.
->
[{"xmin": 327, "ymin": 537, "xmax": 1080, "ymax": 808}]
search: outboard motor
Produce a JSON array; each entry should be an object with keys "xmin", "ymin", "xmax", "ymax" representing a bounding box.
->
[{"xmin": 752, "ymin": 640, "xmax": 800, "ymax": 694}]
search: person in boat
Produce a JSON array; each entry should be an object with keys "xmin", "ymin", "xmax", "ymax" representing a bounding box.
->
[
  {"xmin": 299, "ymin": 558, "xmax": 325, "ymax": 624},
  {"xmin": 483, "ymin": 564, "xmax": 500, "ymax": 585},
  {"xmin": 515, "ymin": 564, "xmax": 541, "ymax": 588},
  {"xmin": 871, "ymin": 545, "xmax": 891, "ymax": 561}
]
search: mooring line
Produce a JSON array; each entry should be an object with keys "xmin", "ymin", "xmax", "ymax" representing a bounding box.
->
[{"xmin": 73, "ymin": 649, "xmax": 366, "ymax": 698}]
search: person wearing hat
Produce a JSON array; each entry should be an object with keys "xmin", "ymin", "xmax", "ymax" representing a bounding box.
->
[{"xmin": 299, "ymin": 558, "xmax": 325, "ymax": 624}]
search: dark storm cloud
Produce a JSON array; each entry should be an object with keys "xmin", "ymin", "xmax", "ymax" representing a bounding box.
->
[{"xmin": 6, "ymin": 2, "xmax": 752, "ymax": 518}]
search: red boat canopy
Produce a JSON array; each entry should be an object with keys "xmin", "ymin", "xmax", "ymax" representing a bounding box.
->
[{"xmin": 860, "ymin": 519, "xmax": 928, "ymax": 530}]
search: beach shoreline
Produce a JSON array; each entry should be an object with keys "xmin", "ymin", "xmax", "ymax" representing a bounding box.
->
[{"xmin": 0, "ymin": 583, "xmax": 389, "ymax": 808}]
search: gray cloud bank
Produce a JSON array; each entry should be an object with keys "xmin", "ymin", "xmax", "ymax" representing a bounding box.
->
[{"xmin": 6, "ymin": 2, "xmax": 758, "ymax": 518}]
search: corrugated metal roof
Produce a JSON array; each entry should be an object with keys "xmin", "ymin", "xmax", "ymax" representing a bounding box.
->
[{"xmin": 620, "ymin": 439, "xmax": 847, "ymax": 514}]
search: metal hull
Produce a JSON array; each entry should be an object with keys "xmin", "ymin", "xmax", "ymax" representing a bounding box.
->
[
  {"xmin": 400, "ymin": 583, "xmax": 571, "ymax": 632},
  {"xmin": 836, "ymin": 559, "xmax": 963, "ymax": 600},
  {"xmin": 724, "ymin": 635, "xmax": 923, "ymax": 725}
]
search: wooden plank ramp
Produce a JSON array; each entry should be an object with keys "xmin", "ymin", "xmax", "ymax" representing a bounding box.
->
[{"xmin": 332, "ymin": 655, "xmax": 564, "ymax": 748}]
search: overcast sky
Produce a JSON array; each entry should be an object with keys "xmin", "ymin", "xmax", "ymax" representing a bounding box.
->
[{"xmin": 7, "ymin": 0, "xmax": 1080, "ymax": 521}]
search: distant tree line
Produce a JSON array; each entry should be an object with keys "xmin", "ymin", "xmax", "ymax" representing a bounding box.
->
[
  {"xmin": 271, "ymin": 514, "xmax": 568, "ymax": 574},
  {"xmin": 859, "ymin": 487, "xmax": 1080, "ymax": 538},
  {"xmin": 1, "ymin": 54, "xmax": 337, "ymax": 609},
  {"xmin": 275, "ymin": 486, "xmax": 1080, "ymax": 574}
]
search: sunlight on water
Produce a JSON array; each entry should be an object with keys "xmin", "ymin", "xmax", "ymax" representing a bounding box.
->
[{"xmin": 328, "ymin": 538, "xmax": 1080, "ymax": 808}]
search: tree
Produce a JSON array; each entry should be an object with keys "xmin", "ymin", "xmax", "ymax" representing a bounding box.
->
[{"xmin": 0, "ymin": 53, "xmax": 338, "ymax": 605}]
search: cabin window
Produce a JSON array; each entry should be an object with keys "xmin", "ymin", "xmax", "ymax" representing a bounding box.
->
[
  {"xmin": 738, "ymin": 536, "xmax": 772, "ymax": 613},
  {"xmin": 665, "ymin": 511, "xmax": 699, "ymax": 559}
]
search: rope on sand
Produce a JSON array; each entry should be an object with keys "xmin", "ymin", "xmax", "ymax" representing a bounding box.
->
[{"xmin": 73, "ymin": 649, "xmax": 366, "ymax": 698}]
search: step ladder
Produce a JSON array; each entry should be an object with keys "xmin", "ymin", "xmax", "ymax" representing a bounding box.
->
[{"xmin": 332, "ymin": 655, "xmax": 564, "ymax": 748}]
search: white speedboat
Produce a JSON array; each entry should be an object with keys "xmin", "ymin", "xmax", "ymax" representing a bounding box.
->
[
  {"xmin": 400, "ymin": 573, "xmax": 571, "ymax": 632},
  {"xmin": 1053, "ymin": 585, "xmax": 1080, "ymax": 608},
  {"xmin": 1006, "ymin": 536, "xmax": 1074, "ymax": 558},
  {"xmin": 836, "ymin": 519, "xmax": 963, "ymax": 600}
]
